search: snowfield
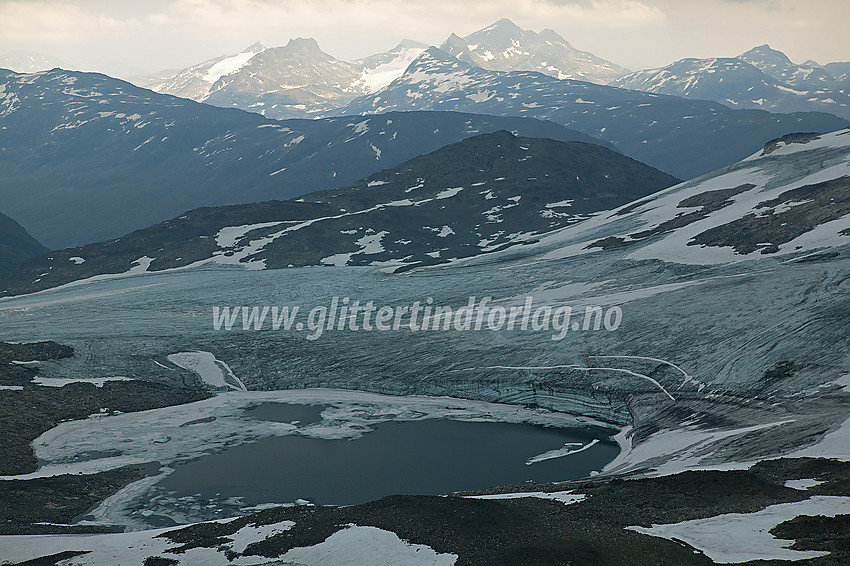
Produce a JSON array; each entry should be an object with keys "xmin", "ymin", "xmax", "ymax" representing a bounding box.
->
[
  {"xmin": 628, "ymin": 496, "xmax": 850, "ymax": 563},
  {"xmin": 0, "ymin": 521, "xmax": 458, "ymax": 566}
]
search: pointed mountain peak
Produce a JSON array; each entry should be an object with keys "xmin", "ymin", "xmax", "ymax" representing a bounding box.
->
[
  {"xmin": 396, "ymin": 39, "xmax": 429, "ymax": 50},
  {"xmin": 421, "ymin": 46, "xmax": 465, "ymax": 62},
  {"xmin": 404, "ymin": 46, "xmax": 473, "ymax": 74},
  {"xmin": 242, "ymin": 42, "xmax": 265, "ymax": 54},
  {"xmin": 440, "ymin": 33, "xmax": 467, "ymax": 51},
  {"xmin": 486, "ymin": 18, "xmax": 522, "ymax": 32},
  {"xmin": 284, "ymin": 37, "xmax": 324, "ymax": 53},
  {"xmin": 740, "ymin": 44, "xmax": 792, "ymax": 64},
  {"xmin": 473, "ymin": 18, "xmax": 525, "ymax": 41},
  {"xmin": 440, "ymin": 34, "xmax": 468, "ymax": 50},
  {"xmin": 462, "ymin": 18, "xmax": 530, "ymax": 50},
  {"xmin": 438, "ymin": 34, "xmax": 477, "ymax": 66}
]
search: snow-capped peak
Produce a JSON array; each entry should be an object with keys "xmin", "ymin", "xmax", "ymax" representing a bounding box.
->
[
  {"xmin": 438, "ymin": 19, "xmax": 627, "ymax": 84},
  {"xmin": 241, "ymin": 41, "xmax": 266, "ymax": 54},
  {"xmin": 739, "ymin": 44, "xmax": 837, "ymax": 89}
]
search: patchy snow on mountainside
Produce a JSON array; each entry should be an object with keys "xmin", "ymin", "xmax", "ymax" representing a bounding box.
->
[
  {"xmin": 537, "ymin": 128, "xmax": 850, "ymax": 265},
  {"xmin": 439, "ymin": 19, "xmax": 628, "ymax": 84},
  {"xmin": 612, "ymin": 54, "xmax": 850, "ymax": 119}
]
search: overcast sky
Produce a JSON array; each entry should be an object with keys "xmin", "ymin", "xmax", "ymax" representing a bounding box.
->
[{"xmin": 1, "ymin": 0, "xmax": 848, "ymax": 76}]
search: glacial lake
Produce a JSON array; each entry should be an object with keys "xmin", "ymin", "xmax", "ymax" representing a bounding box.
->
[{"xmin": 159, "ymin": 403, "xmax": 618, "ymax": 506}]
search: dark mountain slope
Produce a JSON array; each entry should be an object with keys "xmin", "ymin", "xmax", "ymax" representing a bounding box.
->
[
  {"xmin": 0, "ymin": 67, "xmax": 610, "ymax": 248},
  {"xmin": 2, "ymin": 131, "xmax": 678, "ymax": 295},
  {"xmin": 0, "ymin": 211, "xmax": 48, "ymax": 279}
]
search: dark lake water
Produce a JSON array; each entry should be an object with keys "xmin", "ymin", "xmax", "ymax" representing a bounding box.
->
[{"xmin": 160, "ymin": 404, "xmax": 618, "ymax": 506}]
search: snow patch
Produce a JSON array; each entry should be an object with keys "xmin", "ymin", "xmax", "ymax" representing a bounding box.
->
[
  {"xmin": 784, "ymin": 478, "xmax": 826, "ymax": 490},
  {"xmin": 435, "ymin": 187, "xmax": 463, "ymax": 199},
  {"xmin": 202, "ymin": 50, "xmax": 261, "ymax": 85},
  {"xmin": 166, "ymin": 351, "xmax": 247, "ymax": 391},
  {"xmin": 628, "ymin": 496, "xmax": 850, "ymax": 563},
  {"xmin": 468, "ymin": 490, "xmax": 586, "ymax": 506},
  {"xmin": 31, "ymin": 376, "xmax": 133, "ymax": 388},
  {"xmin": 280, "ymin": 525, "xmax": 457, "ymax": 565},
  {"xmin": 216, "ymin": 222, "xmax": 283, "ymax": 249}
]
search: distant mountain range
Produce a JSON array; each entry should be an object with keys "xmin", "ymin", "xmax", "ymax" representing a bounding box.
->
[
  {"xmin": 613, "ymin": 45, "xmax": 850, "ymax": 119},
  {"xmin": 337, "ymin": 47, "xmax": 848, "ymax": 180},
  {"xmin": 0, "ymin": 67, "xmax": 609, "ymax": 248},
  {"xmin": 0, "ymin": 211, "xmax": 47, "ymax": 279},
  {"xmin": 439, "ymin": 18, "xmax": 627, "ymax": 84},
  {"xmin": 739, "ymin": 45, "xmax": 842, "ymax": 90},
  {"xmin": 824, "ymin": 62, "xmax": 850, "ymax": 83},
  {"xmin": 4, "ymin": 25, "xmax": 848, "ymax": 253},
  {"xmin": 147, "ymin": 39, "xmax": 427, "ymax": 120},
  {"xmin": 0, "ymin": 50, "xmax": 66, "ymax": 73},
  {"xmin": 141, "ymin": 19, "xmax": 626, "ymax": 119},
  {"xmin": 137, "ymin": 22, "xmax": 850, "ymax": 131},
  {"xmin": 0, "ymin": 130, "xmax": 679, "ymax": 295}
]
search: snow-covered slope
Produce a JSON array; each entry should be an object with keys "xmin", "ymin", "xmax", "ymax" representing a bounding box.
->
[
  {"xmin": 612, "ymin": 54, "xmax": 850, "ymax": 119},
  {"xmin": 146, "ymin": 39, "xmax": 428, "ymax": 120},
  {"xmin": 150, "ymin": 42, "xmax": 266, "ymax": 102},
  {"xmin": 439, "ymin": 18, "xmax": 627, "ymax": 84},
  {"xmin": 535, "ymin": 127, "xmax": 850, "ymax": 265},
  {"xmin": 353, "ymin": 40, "xmax": 429, "ymax": 91},
  {"xmin": 338, "ymin": 47, "xmax": 849, "ymax": 180}
]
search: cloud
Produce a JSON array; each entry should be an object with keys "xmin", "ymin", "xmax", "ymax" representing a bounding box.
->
[
  {"xmin": 0, "ymin": 0, "xmax": 666, "ymax": 46},
  {"xmin": 0, "ymin": 1, "xmax": 156, "ymax": 44},
  {"xmin": 721, "ymin": 0, "xmax": 782, "ymax": 10},
  {"xmin": 0, "ymin": 0, "xmax": 844, "ymax": 75},
  {"xmin": 0, "ymin": 0, "xmax": 669, "ymax": 70}
]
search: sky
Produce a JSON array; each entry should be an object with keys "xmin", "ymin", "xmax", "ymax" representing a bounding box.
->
[{"xmin": 0, "ymin": 0, "xmax": 848, "ymax": 77}]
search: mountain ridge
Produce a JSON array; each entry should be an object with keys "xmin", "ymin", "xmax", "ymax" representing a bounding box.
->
[
  {"xmin": 0, "ymin": 67, "xmax": 613, "ymax": 248},
  {"xmin": 337, "ymin": 46, "xmax": 849, "ymax": 180},
  {"xmin": 0, "ymin": 130, "xmax": 679, "ymax": 295},
  {"xmin": 612, "ymin": 46, "xmax": 850, "ymax": 119},
  {"xmin": 438, "ymin": 18, "xmax": 628, "ymax": 84}
]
